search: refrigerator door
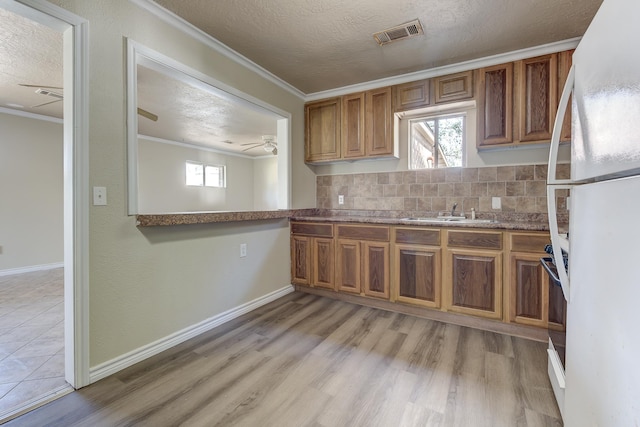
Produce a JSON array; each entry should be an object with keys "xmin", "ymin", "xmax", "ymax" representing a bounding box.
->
[
  {"xmin": 572, "ymin": 0, "xmax": 640, "ymax": 181},
  {"xmin": 565, "ymin": 175, "xmax": 640, "ymax": 426}
]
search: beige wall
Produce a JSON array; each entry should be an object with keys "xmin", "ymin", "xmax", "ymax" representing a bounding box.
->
[
  {"xmin": 47, "ymin": 0, "xmax": 312, "ymax": 368},
  {"xmin": 138, "ymin": 139, "xmax": 260, "ymax": 213},
  {"xmin": 0, "ymin": 113, "xmax": 63, "ymax": 272},
  {"xmin": 253, "ymin": 156, "xmax": 279, "ymax": 210}
]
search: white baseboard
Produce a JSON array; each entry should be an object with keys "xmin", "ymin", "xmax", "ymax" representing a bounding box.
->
[
  {"xmin": 89, "ymin": 284, "xmax": 295, "ymax": 383},
  {"xmin": 0, "ymin": 262, "xmax": 64, "ymax": 277}
]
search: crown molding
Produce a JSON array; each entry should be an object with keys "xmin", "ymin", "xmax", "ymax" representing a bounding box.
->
[
  {"xmin": 0, "ymin": 106, "xmax": 63, "ymax": 124},
  {"xmin": 138, "ymin": 134, "xmax": 264, "ymax": 160},
  {"xmin": 129, "ymin": 0, "xmax": 306, "ymax": 100},
  {"xmin": 305, "ymin": 37, "xmax": 581, "ymax": 101}
]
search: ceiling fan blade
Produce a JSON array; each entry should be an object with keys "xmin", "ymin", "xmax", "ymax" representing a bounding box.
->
[
  {"xmin": 241, "ymin": 145, "xmax": 261, "ymax": 152},
  {"xmin": 137, "ymin": 108, "xmax": 158, "ymax": 122},
  {"xmin": 20, "ymin": 84, "xmax": 63, "ymax": 89},
  {"xmin": 31, "ymin": 99, "xmax": 63, "ymax": 108},
  {"xmin": 241, "ymin": 142, "xmax": 263, "ymax": 146}
]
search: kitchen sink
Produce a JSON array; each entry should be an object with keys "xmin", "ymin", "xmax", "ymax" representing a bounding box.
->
[{"xmin": 400, "ymin": 217, "xmax": 497, "ymax": 224}]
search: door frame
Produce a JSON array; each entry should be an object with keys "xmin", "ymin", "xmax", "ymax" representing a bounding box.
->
[{"xmin": 2, "ymin": 0, "xmax": 90, "ymax": 388}]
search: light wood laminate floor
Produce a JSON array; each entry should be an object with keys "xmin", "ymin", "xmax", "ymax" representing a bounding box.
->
[{"xmin": 7, "ymin": 292, "xmax": 562, "ymax": 426}]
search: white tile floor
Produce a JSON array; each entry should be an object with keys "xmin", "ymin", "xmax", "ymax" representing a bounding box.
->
[{"xmin": 0, "ymin": 268, "xmax": 68, "ymax": 418}]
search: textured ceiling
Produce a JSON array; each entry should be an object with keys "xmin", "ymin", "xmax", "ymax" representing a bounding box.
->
[
  {"xmin": 137, "ymin": 63, "xmax": 280, "ymax": 154},
  {"xmin": 0, "ymin": 7, "xmax": 63, "ymax": 118},
  {"xmin": 153, "ymin": 0, "xmax": 603, "ymax": 94},
  {"xmin": 1, "ymin": 0, "xmax": 604, "ymax": 155}
]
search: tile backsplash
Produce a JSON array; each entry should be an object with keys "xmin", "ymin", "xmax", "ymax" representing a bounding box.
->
[{"xmin": 317, "ymin": 164, "xmax": 570, "ymax": 220}]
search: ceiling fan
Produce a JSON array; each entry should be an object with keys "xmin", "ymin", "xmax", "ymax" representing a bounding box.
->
[
  {"xmin": 20, "ymin": 83, "xmax": 158, "ymax": 121},
  {"xmin": 241, "ymin": 135, "xmax": 277, "ymax": 154}
]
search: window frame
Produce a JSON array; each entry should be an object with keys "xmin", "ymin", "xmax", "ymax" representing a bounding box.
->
[
  {"xmin": 408, "ymin": 111, "xmax": 467, "ymax": 170},
  {"xmin": 185, "ymin": 161, "xmax": 226, "ymax": 188}
]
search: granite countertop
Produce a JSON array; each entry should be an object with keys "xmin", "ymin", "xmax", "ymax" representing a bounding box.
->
[
  {"xmin": 136, "ymin": 209, "xmax": 316, "ymax": 227},
  {"xmin": 137, "ymin": 208, "xmax": 565, "ymax": 232},
  {"xmin": 290, "ymin": 215, "xmax": 553, "ymax": 231}
]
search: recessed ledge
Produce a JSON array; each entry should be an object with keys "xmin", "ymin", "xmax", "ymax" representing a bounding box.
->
[{"xmin": 136, "ymin": 209, "xmax": 317, "ymax": 227}]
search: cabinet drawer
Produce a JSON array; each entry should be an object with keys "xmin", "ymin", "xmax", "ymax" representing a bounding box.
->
[
  {"xmin": 395, "ymin": 227, "xmax": 440, "ymax": 246},
  {"xmin": 337, "ymin": 225, "xmax": 389, "ymax": 241},
  {"xmin": 291, "ymin": 222, "xmax": 333, "ymax": 238},
  {"xmin": 447, "ymin": 230, "xmax": 502, "ymax": 250},
  {"xmin": 510, "ymin": 233, "xmax": 550, "ymax": 253}
]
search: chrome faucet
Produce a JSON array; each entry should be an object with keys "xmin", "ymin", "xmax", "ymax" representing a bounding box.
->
[{"xmin": 451, "ymin": 202, "xmax": 458, "ymax": 217}]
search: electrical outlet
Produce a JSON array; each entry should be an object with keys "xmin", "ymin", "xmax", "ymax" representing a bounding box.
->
[
  {"xmin": 338, "ymin": 195, "xmax": 344, "ymax": 205},
  {"xmin": 240, "ymin": 243, "xmax": 247, "ymax": 258},
  {"xmin": 491, "ymin": 196, "xmax": 501, "ymax": 210}
]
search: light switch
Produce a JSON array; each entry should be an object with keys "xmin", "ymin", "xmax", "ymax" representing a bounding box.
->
[
  {"xmin": 338, "ymin": 195, "xmax": 344, "ymax": 205},
  {"xmin": 93, "ymin": 187, "xmax": 107, "ymax": 206}
]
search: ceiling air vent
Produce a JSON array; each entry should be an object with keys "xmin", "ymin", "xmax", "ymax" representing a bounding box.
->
[{"xmin": 373, "ymin": 19, "xmax": 424, "ymax": 46}]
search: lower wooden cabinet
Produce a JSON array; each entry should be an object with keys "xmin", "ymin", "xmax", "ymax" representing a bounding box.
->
[
  {"xmin": 290, "ymin": 222, "xmax": 335, "ymax": 289},
  {"xmin": 393, "ymin": 227, "xmax": 442, "ymax": 308},
  {"xmin": 444, "ymin": 230, "xmax": 503, "ymax": 320},
  {"xmin": 394, "ymin": 244, "xmax": 441, "ymax": 308},
  {"xmin": 362, "ymin": 242, "xmax": 389, "ymax": 299},
  {"xmin": 293, "ymin": 222, "xmax": 556, "ymax": 332},
  {"xmin": 335, "ymin": 225, "xmax": 390, "ymax": 299},
  {"xmin": 313, "ymin": 238, "xmax": 335, "ymax": 290},
  {"xmin": 445, "ymin": 249, "xmax": 502, "ymax": 319},
  {"xmin": 336, "ymin": 239, "xmax": 361, "ymax": 293},
  {"xmin": 506, "ymin": 232, "xmax": 551, "ymax": 327}
]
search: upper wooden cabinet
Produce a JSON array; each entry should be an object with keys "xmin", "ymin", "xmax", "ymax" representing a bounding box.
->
[
  {"xmin": 557, "ymin": 49, "xmax": 574, "ymax": 142},
  {"xmin": 394, "ymin": 79, "xmax": 430, "ymax": 111},
  {"xmin": 393, "ymin": 71, "xmax": 474, "ymax": 112},
  {"xmin": 434, "ymin": 70, "xmax": 474, "ymax": 104},
  {"xmin": 365, "ymin": 87, "xmax": 394, "ymax": 157},
  {"xmin": 341, "ymin": 92, "xmax": 366, "ymax": 158},
  {"xmin": 306, "ymin": 88, "xmax": 395, "ymax": 163},
  {"xmin": 477, "ymin": 51, "xmax": 572, "ymax": 149},
  {"xmin": 477, "ymin": 62, "xmax": 514, "ymax": 148},
  {"xmin": 305, "ymin": 98, "xmax": 341, "ymax": 162},
  {"xmin": 515, "ymin": 54, "xmax": 558, "ymax": 143}
]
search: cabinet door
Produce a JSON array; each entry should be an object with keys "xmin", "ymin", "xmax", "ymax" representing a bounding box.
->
[
  {"xmin": 305, "ymin": 98, "xmax": 341, "ymax": 162},
  {"xmin": 395, "ymin": 244, "xmax": 441, "ymax": 308},
  {"xmin": 291, "ymin": 236, "xmax": 311, "ymax": 285},
  {"xmin": 336, "ymin": 239, "xmax": 361, "ymax": 293},
  {"xmin": 510, "ymin": 253, "xmax": 549, "ymax": 327},
  {"xmin": 363, "ymin": 242, "xmax": 389, "ymax": 299},
  {"xmin": 446, "ymin": 249, "xmax": 502, "ymax": 319},
  {"xmin": 365, "ymin": 86, "xmax": 394, "ymax": 156},
  {"xmin": 516, "ymin": 54, "xmax": 558, "ymax": 143},
  {"xmin": 394, "ymin": 79, "xmax": 430, "ymax": 111},
  {"xmin": 434, "ymin": 71, "xmax": 474, "ymax": 104},
  {"xmin": 342, "ymin": 92, "xmax": 366, "ymax": 158},
  {"xmin": 313, "ymin": 238, "xmax": 335, "ymax": 289},
  {"xmin": 557, "ymin": 49, "xmax": 574, "ymax": 142},
  {"xmin": 477, "ymin": 63, "xmax": 513, "ymax": 148}
]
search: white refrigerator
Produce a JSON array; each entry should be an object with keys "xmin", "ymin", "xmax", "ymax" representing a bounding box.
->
[{"xmin": 546, "ymin": 0, "xmax": 640, "ymax": 425}]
